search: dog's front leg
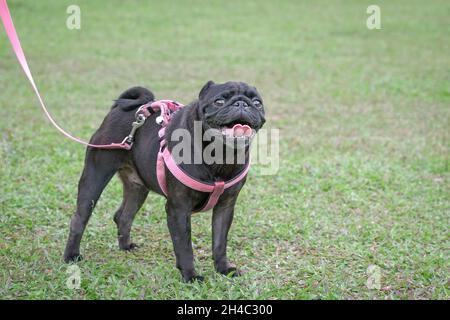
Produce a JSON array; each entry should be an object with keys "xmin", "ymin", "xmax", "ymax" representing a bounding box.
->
[
  {"xmin": 212, "ymin": 195, "xmax": 241, "ymax": 277},
  {"xmin": 166, "ymin": 201, "xmax": 203, "ymax": 282}
]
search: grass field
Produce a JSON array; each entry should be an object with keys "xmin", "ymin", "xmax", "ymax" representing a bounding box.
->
[{"xmin": 0, "ymin": 0, "xmax": 449, "ymax": 299}]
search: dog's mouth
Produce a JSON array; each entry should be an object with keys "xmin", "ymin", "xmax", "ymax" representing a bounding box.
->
[
  {"xmin": 204, "ymin": 116, "xmax": 258, "ymax": 146},
  {"xmin": 220, "ymin": 120, "xmax": 253, "ymax": 139}
]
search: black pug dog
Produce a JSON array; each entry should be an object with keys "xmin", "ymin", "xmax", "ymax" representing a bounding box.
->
[{"xmin": 63, "ymin": 81, "xmax": 265, "ymax": 282}]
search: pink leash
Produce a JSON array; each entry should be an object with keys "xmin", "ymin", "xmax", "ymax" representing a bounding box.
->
[{"xmin": 0, "ymin": 0, "xmax": 131, "ymax": 150}]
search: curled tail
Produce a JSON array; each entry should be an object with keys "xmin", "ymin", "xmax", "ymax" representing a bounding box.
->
[{"xmin": 112, "ymin": 86, "xmax": 155, "ymax": 111}]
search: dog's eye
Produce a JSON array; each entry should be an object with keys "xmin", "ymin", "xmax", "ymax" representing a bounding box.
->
[
  {"xmin": 214, "ymin": 99, "xmax": 225, "ymax": 107},
  {"xmin": 253, "ymin": 99, "xmax": 263, "ymax": 108}
]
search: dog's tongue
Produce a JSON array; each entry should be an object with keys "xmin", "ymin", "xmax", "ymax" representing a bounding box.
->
[{"xmin": 222, "ymin": 124, "xmax": 252, "ymax": 137}]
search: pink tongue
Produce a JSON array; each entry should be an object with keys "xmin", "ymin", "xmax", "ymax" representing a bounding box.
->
[{"xmin": 223, "ymin": 124, "xmax": 252, "ymax": 137}]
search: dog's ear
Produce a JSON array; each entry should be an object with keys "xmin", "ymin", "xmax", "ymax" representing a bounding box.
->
[{"xmin": 198, "ymin": 80, "xmax": 215, "ymax": 100}]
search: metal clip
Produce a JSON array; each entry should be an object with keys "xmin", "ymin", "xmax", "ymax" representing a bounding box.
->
[
  {"xmin": 124, "ymin": 113, "xmax": 147, "ymax": 145},
  {"xmin": 155, "ymin": 115, "xmax": 164, "ymax": 125}
]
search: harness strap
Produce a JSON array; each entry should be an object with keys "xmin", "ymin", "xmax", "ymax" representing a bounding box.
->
[
  {"xmin": 159, "ymin": 146, "xmax": 250, "ymax": 212},
  {"xmin": 162, "ymin": 148, "xmax": 215, "ymax": 193},
  {"xmin": 199, "ymin": 181, "xmax": 225, "ymax": 212}
]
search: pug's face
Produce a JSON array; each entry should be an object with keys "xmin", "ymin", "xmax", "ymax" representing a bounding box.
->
[{"xmin": 198, "ymin": 81, "xmax": 266, "ymax": 145}]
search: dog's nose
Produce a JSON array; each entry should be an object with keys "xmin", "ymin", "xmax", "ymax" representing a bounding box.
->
[{"xmin": 233, "ymin": 101, "xmax": 248, "ymax": 108}]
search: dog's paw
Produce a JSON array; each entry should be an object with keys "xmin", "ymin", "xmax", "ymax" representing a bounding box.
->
[
  {"xmin": 218, "ymin": 266, "xmax": 242, "ymax": 278},
  {"xmin": 216, "ymin": 261, "xmax": 242, "ymax": 277},
  {"xmin": 64, "ymin": 253, "xmax": 83, "ymax": 263},
  {"xmin": 184, "ymin": 275, "xmax": 205, "ymax": 283},
  {"xmin": 120, "ymin": 243, "xmax": 139, "ymax": 251}
]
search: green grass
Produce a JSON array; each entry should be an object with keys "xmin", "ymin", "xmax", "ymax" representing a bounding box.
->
[{"xmin": 0, "ymin": 0, "xmax": 449, "ymax": 299}]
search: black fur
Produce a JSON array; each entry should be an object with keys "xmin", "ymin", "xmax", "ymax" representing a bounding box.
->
[
  {"xmin": 63, "ymin": 81, "xmax": 265, "ymax": 282},
  {"xmin": 112, "ymin": 86, "xmax": 155, "ymax": 111}
]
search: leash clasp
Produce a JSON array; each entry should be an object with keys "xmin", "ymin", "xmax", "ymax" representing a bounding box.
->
[{"xmin": 123, "ymin": 113, "xmax": 146, "ymax": 145}]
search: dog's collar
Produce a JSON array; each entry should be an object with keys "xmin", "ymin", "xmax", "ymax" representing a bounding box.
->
[{"xmin": 140, "ymin": 100, "xmax": 251, "ymax": 212}]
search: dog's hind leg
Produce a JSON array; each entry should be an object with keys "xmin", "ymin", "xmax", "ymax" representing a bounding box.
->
[
  {"xmin": 113, "ymin": 164, "xmax": 149, "ymax": 250},
  {"xmin": 64, "ymin": 149, "xmax": 125, "ymax": 263}
]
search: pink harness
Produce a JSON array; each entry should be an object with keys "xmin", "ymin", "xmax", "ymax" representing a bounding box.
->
[
  {"xmin": 0, "ymin": 1, "xmax": 250, "ymax": 212},
  {"xmin": 138, "ymin": 101, "xmax": 251, "ymax": 212}
]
